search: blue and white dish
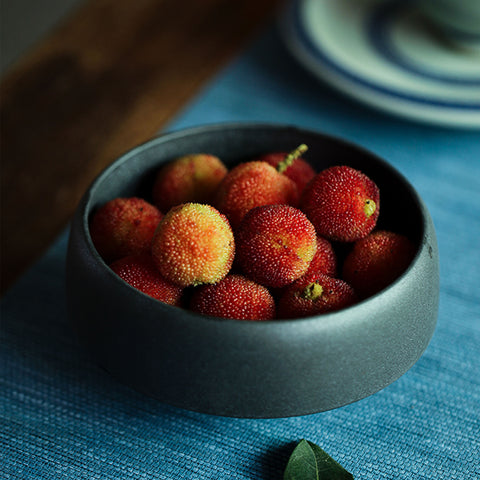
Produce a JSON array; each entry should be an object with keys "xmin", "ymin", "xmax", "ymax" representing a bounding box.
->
[{"xmin": 280, "ymin": 0, "xmax": 480, "ymax": 128}]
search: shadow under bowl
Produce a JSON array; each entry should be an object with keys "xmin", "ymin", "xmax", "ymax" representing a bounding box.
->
[{"xmin": 66, "ymin": 123, "xmax": 439, "ymax": 418}]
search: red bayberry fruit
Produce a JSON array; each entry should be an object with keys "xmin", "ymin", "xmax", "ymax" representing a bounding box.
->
[
  {"xmin": 110, "ymin": 254, "xmax": 183, "ymax": 305},
  {"xmin": 304, "ymin": 235, "xmax": 337, "ymax": 277},
  {"xmin": 277, "ymin": 272, "xmax": 357, "ymax": 318},
  {"xmin": 236, "ymin": 204, "xmax": 317, "ymax": 288},
  {"xmin": 190, "ymin": 274, "xmax": 275, "ymax": 320},
  {"xmin": 151, "ymin": 203, "xmax": 235, "ymax": 287},
  {"xmin": 258, "ymin": 144, "xmax": 315, "ymax": 193},
  {"xmin": 152, "ymin": 153, "xmax": 228, "ymax": 213},
  {"xmin": 342, "ymin": 230, "xmax": 416, "ymax": 298},
  {"xmin": 90, "ymin": 197, "xmax": 163, "ymax": 263},
  {"xmin": 301, "ymin": 165, "xmax": 380, "ymax": 242},
  {"xmin": 214, "ymin": 161, "xmax": 299, "ymax": 229}
]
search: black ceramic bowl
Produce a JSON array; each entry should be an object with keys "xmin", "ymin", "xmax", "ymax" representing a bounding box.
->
[{"xmin": 66, "ymin": 123, "xmax": 439, "ymax": 418}]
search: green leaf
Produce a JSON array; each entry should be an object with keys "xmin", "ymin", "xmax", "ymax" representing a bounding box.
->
[{"xmin": 283, "ymin": 439, "xmax": 354, "ymax": 480}]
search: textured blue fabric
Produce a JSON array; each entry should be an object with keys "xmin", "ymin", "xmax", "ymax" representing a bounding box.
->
[{"xmin": 2, "ymin": 23, "xmax": 480, "ymax": 479}]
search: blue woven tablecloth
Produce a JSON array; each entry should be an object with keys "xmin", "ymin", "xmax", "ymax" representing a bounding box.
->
[{"xmin": 2, "ymin": 22, "xmax": 479, "ymax": 479}]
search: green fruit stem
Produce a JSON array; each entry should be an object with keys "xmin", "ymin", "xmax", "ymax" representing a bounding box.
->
[
  {"xmin": 301, "ymin": 282, "xmax": 323, "ymax": 301},
  {"xmin": 277, "ymin": 144, "xmax": 308, "ymax": 173}
]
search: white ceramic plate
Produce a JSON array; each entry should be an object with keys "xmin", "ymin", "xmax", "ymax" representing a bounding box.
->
[{"xmin": 280, "ymin": 0, "xmax": 480, "ymax": 128}]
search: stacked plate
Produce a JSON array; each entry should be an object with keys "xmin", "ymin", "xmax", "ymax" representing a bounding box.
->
[{"xmin": 280, "ymin": 0, "xmax": 480, "ymax": 128}]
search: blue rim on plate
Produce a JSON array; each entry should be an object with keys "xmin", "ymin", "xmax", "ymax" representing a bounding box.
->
[{"xmin": 280, "ymin": 0, "xmax": 480, "ymax": 127}]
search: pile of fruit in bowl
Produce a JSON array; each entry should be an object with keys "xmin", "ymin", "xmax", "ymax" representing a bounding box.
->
[
  {"xmin": 89, "ymin": 144, "xmax": 416, "ymax": 321},
  {"xmin": 66, "ymin": 124, "xmax": 438, "ymax": 417}
]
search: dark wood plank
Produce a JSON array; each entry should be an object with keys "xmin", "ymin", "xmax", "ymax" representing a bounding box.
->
[{"xmin": 0, "ymin": 0, "xmax": 282, "ymax": 293}]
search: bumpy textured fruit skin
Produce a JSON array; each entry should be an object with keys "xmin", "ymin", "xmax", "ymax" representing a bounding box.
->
[
  {"xmin": 236, "ymin": 205, "xmax": 317, "ymax": 288},
  {"xmin": 342, "ymin": 230, "xmax": 416, "ymax": 298},
  {"xmin": 151, "ymin": 203, "xmax": 235, "ymax": 287},
  {"xmin": 110, "ymin": 254, "xmax": 183, "ymax": 305},
  {"xmin": 215, "ymin": 161, "xmax": 299, "ymax": 229},
  {"xmin": 190, "ymin": 274, "xmax": 275, "ymax": 320},
  {"xmin": 304, "ymin": 235, "xmax": 337, "ymax": 277},
  {"xmin": 152, "ymin": 154, "xmax": 228, "ymax": 213},
  {"xmin": 301, "ymin": 165, "xmax": 380, "ymax": 242},
  {"xmin": 259, "ymin": 152, "xmax": 315, "ymax": 193},
  {"xmin": 90, "ymin": 197, "xmax": 163, "ymax": 263},
  {"xmin": 277, "ymin": 272, "xmax": 358, "ymax": 318}
]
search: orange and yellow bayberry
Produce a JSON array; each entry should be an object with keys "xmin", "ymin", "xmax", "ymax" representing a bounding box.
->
[
  {"xmin": 215, "ymin": 161, "xmax": 299, "ymax": 229},
  {"xmin": 152, "ymin": 153, "xmax": 227, "ymax": 213},
  {"xmin": 151, "ymin": 203, "xmax": 235, "ymax": 287}
]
